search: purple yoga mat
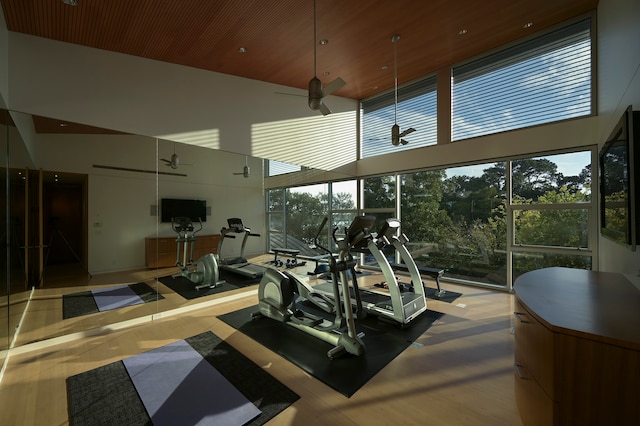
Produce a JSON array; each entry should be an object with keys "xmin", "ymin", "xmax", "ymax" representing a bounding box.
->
[
  {"xmin": 123, "ymin": 339, "xmax": 261, "ymax": 426},
  {"xmin": 91, "ymin": 285, "xmax": 144, "ymax": 312}
]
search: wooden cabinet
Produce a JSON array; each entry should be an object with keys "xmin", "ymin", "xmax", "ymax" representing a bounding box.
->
[
  {"xmin": 514, "ymin": 267, "xmax": 640, "ymax": 426},
  {"xmin": 145, "ymin": 234, "xmax": 220, "ymax": 268}
]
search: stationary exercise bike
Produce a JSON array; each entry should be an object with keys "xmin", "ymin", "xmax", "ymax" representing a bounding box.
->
[
  {"xmin": 171, "ymin": 217, "xmax": 225, "ymax": 290},
  {"xmin": 252, "ymin": 216, "xmax": 375, "ymax": 359}
]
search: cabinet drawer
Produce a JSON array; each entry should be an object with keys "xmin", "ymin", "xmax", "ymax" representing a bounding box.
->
[
  {"xmin": 514, "ymin": 299, "xmax": 554, "ymax": 398},
  {"xmin": 514, "ymin": 364, "xmax": 555, "ymax": 426},
  {"xmin": 156, "ymin": 238, "xmax": 173, "ymax": 255}
]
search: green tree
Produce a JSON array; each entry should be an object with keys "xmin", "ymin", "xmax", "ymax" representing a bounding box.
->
[
  {"xmin": 401, "ymin": 171, "xmax": 453, "ymax": 243},
  {"xmin": 515, "ymin": 186, "xmax": 589, "ymax": 248},
  {"xmin": 286, "ymin": 190, "xmax": 327, "ymax": 242},
  {"xmin": 363, "ymin": 175, "xmax": 395, "ymax": 208}
]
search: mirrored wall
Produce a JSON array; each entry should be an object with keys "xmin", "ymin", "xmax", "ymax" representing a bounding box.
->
[
  {"xmin": 1, "ymin": 108, "xmax": 34, "ymax": 352},
  {"xmin": 0, "ymin": 109, "xmax": 286, "ymax": 351}
]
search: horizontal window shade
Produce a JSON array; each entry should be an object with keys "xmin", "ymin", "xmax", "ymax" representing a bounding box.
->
[
  {"xmin": 362, "ymin": 77, "xmax": 437, "ymax": 114},
  {"xmin": 454, "ymin": 19, "xmax": 591, "ymax": 82},
  {"xmin": 268, "ymin": 160, "xmax": 301, "ymax": 176},
  {"xmin": 361, "ymin": 76, "xmax": 437, "ymax": 159},
  {"xmin": 452, "ymin": 18, "xmax": 592, "ymax": 141}
]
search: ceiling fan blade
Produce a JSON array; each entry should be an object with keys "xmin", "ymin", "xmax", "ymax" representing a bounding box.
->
[
  {"xmin": 322, "ymin": 77, "xmax": 346, "ymax": 97},
  {"xmin": 274, "ymin": 91, "xmax": 306, "ymax": 98},
  {"xmin": 318, "ymin": 102, "xmax": 331, "ymax": 116},
  {"xmin": 399, "ymin": 127, "xmax": 416, "ymax": 138}
]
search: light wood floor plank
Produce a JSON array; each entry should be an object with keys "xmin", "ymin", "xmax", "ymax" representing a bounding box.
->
[{"xmin": 1, "ymin": 262, "xmax": 522, "ymax": 425}]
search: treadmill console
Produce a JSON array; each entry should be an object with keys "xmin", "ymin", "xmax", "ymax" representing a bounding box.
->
[{"xmin": 227, "ymin": 217, "xmax": 245, "ymax": 232}]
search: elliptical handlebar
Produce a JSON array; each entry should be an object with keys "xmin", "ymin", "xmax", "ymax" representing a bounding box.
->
[
  {"xmin": 311, "ymin": 217, "xmax": 331, "ymax": 254},
  {"xmin": 171, "ymin": 217, "xmax": 203, "ymax": 236}
]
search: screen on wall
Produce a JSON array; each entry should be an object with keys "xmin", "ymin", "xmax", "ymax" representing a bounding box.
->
[
  {"xmin": 160, "ymin": 198, "xmax": 207, "ymax": 223},
  {"xmin": 599, "ymin": 106, "xmax": 639, "ymax": 249}
]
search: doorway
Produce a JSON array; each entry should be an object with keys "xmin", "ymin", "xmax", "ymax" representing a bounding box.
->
[{"xmin": 37, "ymin": 171, "xmax": 89, "ymax": 287}]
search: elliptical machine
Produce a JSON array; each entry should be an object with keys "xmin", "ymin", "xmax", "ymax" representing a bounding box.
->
[
  {"xmin": 252, "ymin": 216, "xmax": 375, "ymax": 359},
  {"xmin": 171, "ymin": 217, "xmax": 225, "ymax": 290}
]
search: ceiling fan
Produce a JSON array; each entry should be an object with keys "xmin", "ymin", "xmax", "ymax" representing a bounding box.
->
[
  {"xmin": 307, "ymin": 0, "xmax": 345, "ymax": 115},
  {"xmin": 390, "ymin": 34, "xmax": 416, "ymax": 146},
  {"xmin": 233, "ymin": 156, "xmax": 250, "ymax": 178},
  {"xmin": 160, "ymin": 142, "xmax": 192, "ymax": 169}
]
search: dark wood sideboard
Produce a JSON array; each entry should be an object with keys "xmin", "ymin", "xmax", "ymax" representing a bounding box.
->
[
  {"xmin": 513, "ymin": 267, "xmax": 640, "ymax": 425},
  {"xmin": 145, "ymin": 234, "xmax": 221, "ymax": 268}
]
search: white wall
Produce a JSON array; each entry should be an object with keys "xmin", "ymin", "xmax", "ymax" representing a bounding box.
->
[
  {"xmin": 38, "ymin": 134, "xmax": 264, "ymax": 273},
  {"xmin": 596, "ymin": 0, "xmax": 640, "ymax": 274},
  {"xmin": 7, "ymin": 32, "xmax": 358, "ymax": 172}
]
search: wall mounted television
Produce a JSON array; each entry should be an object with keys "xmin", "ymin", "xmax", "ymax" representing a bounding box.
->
[
  {"xmin": 599, "ymin": 105, "xmax": 639, "ymax": 249},
  {"xmin": 160, "ymin": 198, "xmax": 207, "ymax": 223}
]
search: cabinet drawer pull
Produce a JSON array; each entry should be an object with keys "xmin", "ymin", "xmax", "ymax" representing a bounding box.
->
[
  {"xmin": 513, "ymin": 363, "xmax": 530, "ymax": 379},
  {"xmin": 513, "ymin": 311, "xmax": 529, "ymax": 323}
]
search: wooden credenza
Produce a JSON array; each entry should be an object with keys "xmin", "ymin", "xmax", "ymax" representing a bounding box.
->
[
  {"xmin": 145, "ymin": 234, "xmax": 221, "ymax": 268},
  {"xmin": 513, "ymin": 267, "xmax": 640, "ymax": 425}
]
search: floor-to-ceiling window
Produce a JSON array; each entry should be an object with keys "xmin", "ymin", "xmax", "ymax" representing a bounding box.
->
[
  {"xmin": 266, "ymin": 17, "xmax": 596, "ymax": 290},
  {"xmin": 510, "ymin": 150, "xmax": 594, "ymax": 283},
  {"xmin": 399, "ymin": 162, "xmax": 508, "ymax": 287},
  {"xmin": 394, "ymin": 149, "xmax": 594, "ymax": 290},
  {"xmin": 266, "ymin": 180, "xmax": 359, "ymax": 255}
]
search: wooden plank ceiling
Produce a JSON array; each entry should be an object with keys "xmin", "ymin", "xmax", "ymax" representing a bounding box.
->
[{"xmin": 1, "ymin": 0, "xmax": 598, "ymax": 132}]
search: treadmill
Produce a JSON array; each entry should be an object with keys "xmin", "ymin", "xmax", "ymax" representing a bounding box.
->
[
  {"xmin": 217, "ymin": 218, "xmax": 267, "ymax": 279},
  {"xmin": 314, "ymin": 218, "xmax": 428, "ymax": 326}
]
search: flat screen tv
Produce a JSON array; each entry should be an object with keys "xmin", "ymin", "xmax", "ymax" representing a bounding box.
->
[
  {"xmin": 160, "ymin": 198, "xmax": 207, "ymax": 223},
  {"xmin": 599, "ymin": 106, "xmax": 639, "ymax": 249}
]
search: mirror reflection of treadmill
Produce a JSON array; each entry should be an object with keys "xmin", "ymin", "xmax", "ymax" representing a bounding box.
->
[{"xmin": 217, "ymin": 218, "xmax": 267, "ymax": 279}]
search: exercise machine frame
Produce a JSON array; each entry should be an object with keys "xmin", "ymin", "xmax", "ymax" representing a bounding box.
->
[
  {"xmin": 171, "ymin": 217, "xmax": 224, "ymax": 290},
  {"xmin": 217, "ymin": 218, "xmax": 266, "ymax": 279},
  {"xmin": 252, "ymin": 216, "xmax": 373, "ymax": 359}
]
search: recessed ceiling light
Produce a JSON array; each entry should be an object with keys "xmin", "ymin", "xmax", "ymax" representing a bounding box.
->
[
  {"xmin": 523, "ymin": 22, "xmax": 533, "ymax": 29},
  {"xmin": 238, "ymin": 47, "xmax": 247, "ymax": 53},
  {"xmin": 381, "ymin": 65, "xmax": 388, "ymax": 70},
  {"xmin": 458, "ymin": 29, "xmax": 468, "ymax": 35}
]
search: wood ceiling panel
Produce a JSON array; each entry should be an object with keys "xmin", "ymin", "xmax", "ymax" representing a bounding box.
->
[{"xmin": 1, "ymin": 0, "xmax": 598, "ymax": 102}]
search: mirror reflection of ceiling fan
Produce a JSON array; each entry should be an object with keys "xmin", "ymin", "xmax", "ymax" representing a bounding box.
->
[
  {"xmin": 233, "ymin": 156, "xmax": 250, "ymax": 178},
  {"xmin": 160, "ymin": 143, "xmax": 193, "ymax": 169}
]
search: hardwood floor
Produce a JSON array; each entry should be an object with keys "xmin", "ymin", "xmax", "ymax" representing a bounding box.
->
[{"xmin": 0, "ymin": 259, "xmax": 523, "ymax": 425}]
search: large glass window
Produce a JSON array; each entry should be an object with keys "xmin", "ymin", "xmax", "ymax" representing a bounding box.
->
[
  {"xmin": 510, "ymin": 151, "xmax": 593, "ymax": 282},
  {"xmin": 452, "ymin": 18, "xmax": 592, "ymax": 141},
  {"xmin": 267, "ymin": 181, "xmax": 360, "ymax": 255},
  {"xmin": 400, "ymin": 164, "xmax": 508, "ymax": 287},
  {"xmin": 266, "ymin": 188, "xmax": 285, "ymax": 250},
  {"xmin": 269, "ymin": 149, "xmax": 595, "ymax": 290},
  {"xmin": 361, "ymin": 77, "xmax": 437, "ymax": 159}
]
